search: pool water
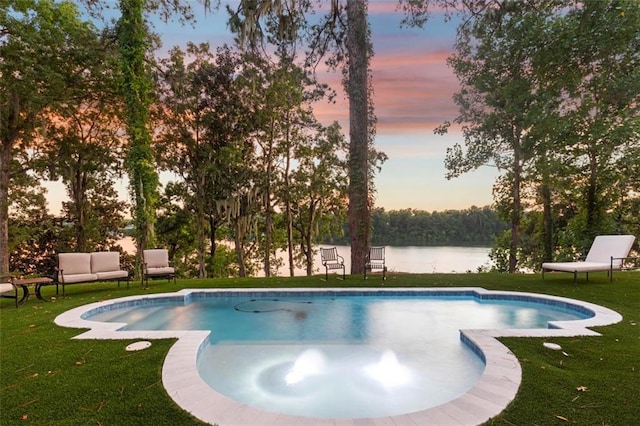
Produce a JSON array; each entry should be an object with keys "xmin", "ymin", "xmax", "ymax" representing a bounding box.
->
[{"xmin": 89, "ymin": 294, "xmax": 590, "ymax": 418}]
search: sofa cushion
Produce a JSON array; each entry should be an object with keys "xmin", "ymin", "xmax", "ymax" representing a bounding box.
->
[
  {"xmin": 96, "ymin": 270, "xmax": 129, "ymax": 281},
  {"xmin": 143, "ymin": 249, "xmax": 169, "ymax": 268},
  {"xmin": 146, "ymin": 266, "xmax": 175, "ymax": 276},
  {"xmin": 91, "ymin": 252, "xmax": 121, "ymax": 273},
  {"xmin": 60, "ymin": 273, "xmax": 98, "ymax": 283},
  {"xmin": 58, "ymin": 253, "xmax": 92, "ymax": 275}
]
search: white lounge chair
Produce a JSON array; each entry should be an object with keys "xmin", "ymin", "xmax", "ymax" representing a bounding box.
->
[
  {"xmin": 143, "ymin": 249, "xmax": 176, "ymax": 287},
  {"xmin": 541, "ymin": 235, "xmax": 636, "ymax": 283}
]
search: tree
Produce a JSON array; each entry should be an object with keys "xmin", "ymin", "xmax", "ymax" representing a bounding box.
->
[
  {"xmin": 552, "ymin": 0, "xmax": 640, "ymax": 248},
  {"xmin": 0, "ymin": 0, "xmax": 99, "ymax": 274},
  {"xmin": 80, "ymin": 0, "xmax": 208, "ymax": 275},
  {"xmin": 7, "ymin": 166, "xmax": 62, "ymax": 275},
  {"xmin": 41, "ymin": 28, "xmax": 126, "ymax": 252},
  {"xmin": 438, "ymin": 1, "xmax": 568, "ymax": 272},
  {"xmin": 155, "ymin": 43, "xmax": 261, "ymax": 277},
  {"xmin": 439, "ymin": 0, "xmax": 640, "ymax": 271},
  {"xmin": 344, "ymin": 0, "xmax": 374, "ymax": 274},
  {"xmin": 238, "ymin": 46, "xmax": 337, "ymax": 276},
  {"xmin": 289, "ymin": 122, "xmax": 349, "ymax": 275},
  {"xmin": 228, "ymin": 0, "xmax": 382, "ymax": 275},
  {"xmin": 117, "ymin": 0, "xmax": 160, "ymax": 273}
]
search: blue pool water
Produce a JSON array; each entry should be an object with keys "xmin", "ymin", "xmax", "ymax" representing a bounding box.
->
[{"xmin": 87, "ymin": 292, "xmax": 591, "ymax": 419}]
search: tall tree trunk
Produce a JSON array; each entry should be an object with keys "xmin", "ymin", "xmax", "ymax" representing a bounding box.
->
[
  {"xmin": 346, "ymin": 0, "xmax": 370, "ymax": 275},
  {"xmin": 196, "ymin": 173, "xmax": 207, "ymax": 278},
  {"xmin": 72, "ymin": 167, "xmax": 88, "ymax": 252},
  {"xmin": 197, "ymin": 210, "xmax": 207, "ymax": 279},
  {"xmin": 284, "ymin": 135, "xmax": 295, "ymax": 277},
  {"xmin": 304, "ymin": 207, "xmax": 314, "ymax": 276},
  {"xmin": 264, "ymin": 190, "xmax": 272, "ymax": 277},
  {"xmin": 119, "ymin": 0, "xmax": 158, "ymax": 274},
  {"xmin": 585, "ymin": 147, "xmax": 599, "ymax": 240},
  {"xmin": 209, "ymin": 216, "xmax": 217, "ymax": 273},
  {"xmin": 509, "ymin": 145, "xmax": 522, "ymax": 273},
  {"xmin": 233, "ymin": 218, "xmax": 246, "ymax": 277},
  {"xmin": 263, "ymin": 120, "xmax": 276, "ymax": 277},
  {"xmin": 0, "ymin": 92, "xmax": 24, "ymax": 274},
  {"xmin": 209, "ymin": 216, "xmax": 218, "ymax": 257},
  {"xmin": 540, "ymin": 153, "xmax": 553, "ymax": 263},
  {"xmin": 0, "ymin": 137, "xmax": 11, "ymax": 274}
]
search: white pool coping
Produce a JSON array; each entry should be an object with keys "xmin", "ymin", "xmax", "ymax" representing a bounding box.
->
[{"xmin": 55, "ymin": 287, "xmax": 622, "ymax": 426}]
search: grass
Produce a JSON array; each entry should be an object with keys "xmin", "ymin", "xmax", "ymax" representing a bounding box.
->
[{"xmin": 1, "ymin": 271, "xmax": 639, "ymax": 425}]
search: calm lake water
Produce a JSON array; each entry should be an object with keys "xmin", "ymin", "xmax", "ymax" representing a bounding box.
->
[
  {"xmin": 120, "ymin": 238, "xmax": 491, "ymax": 275},
  {"xmin": 305, "ymin": 245, "xmax": 491, "ymax": 275}
]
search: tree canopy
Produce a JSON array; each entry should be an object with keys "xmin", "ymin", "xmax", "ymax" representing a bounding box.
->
[
  {"xmin": 4, "ymin": 0, "xmax": 637, "ymax": 278},
  {"xmin": 439, "ymin": 0, "xmax": 640, "ymax": 272}
]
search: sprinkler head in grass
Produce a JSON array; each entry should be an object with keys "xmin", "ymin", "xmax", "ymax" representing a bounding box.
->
[{"xmin": 126, "ymin": 341, "xmax": 152, "ymax": 351}]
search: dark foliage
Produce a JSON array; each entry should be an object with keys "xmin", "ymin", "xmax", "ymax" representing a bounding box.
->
[{"xmin": 325, "ymin": 206, "xmax": 508, "ymax": 246}]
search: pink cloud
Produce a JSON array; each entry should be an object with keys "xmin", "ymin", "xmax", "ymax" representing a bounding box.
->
[{"xmin": 313, "ymin": 47, "xmax": 461, "ymax": 136}]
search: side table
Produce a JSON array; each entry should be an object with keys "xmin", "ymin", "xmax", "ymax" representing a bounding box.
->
[{"xmin": 12, "ymin": 277, "xmax": 54, "ymax": 305}]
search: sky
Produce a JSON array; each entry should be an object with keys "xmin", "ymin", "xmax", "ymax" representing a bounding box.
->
[{"xmin": 42, "ymin": 0, "xmax": 498, "ymax": 213}]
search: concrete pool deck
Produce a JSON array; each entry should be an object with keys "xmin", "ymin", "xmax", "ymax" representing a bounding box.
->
[{"xmin": 55, "ymin": 287, "xmax": 622, "ymax": 426}]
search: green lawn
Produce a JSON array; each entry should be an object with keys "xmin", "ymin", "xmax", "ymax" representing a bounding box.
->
[{"xmin": 1, "ymin": 271, "xmax": 638, "ymax": 425}]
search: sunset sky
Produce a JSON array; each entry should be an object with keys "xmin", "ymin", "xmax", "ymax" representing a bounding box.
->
[{"xmin": 43, "ymin": 0, "xmax": 497, "ymax": 213}]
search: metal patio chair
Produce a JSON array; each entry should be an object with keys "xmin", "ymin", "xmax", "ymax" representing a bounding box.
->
[
  {"xmin": 364, "ymin": 246, "xmax": 387, "ymax": 280},
  {"xmin": 320, "ymin": 247, "xmax": 345, "ymax": 280}
]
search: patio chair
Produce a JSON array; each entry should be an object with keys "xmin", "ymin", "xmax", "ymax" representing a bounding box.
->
[
  {"xmin": 320, "ymin": 247, "xmax": 345, "ymax": 280},
  {"xmin": 541, "ymin": 235, "xmax": 636, "ymax": 284},
  {"xmin": 143, "ymin": 249, "xmax": 176, "ymax": 287},
  {"xmin": 364, "ymin": 246, "xmax": 387, "ymax": 280}
]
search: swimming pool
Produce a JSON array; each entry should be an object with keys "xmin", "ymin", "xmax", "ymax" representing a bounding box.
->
[{"xmin": 55, "ymin": 288, "xmax": 622, "ymax": 425}]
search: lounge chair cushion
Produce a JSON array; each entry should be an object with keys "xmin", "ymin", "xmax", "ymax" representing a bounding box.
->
[
  {"xmin": 542, "ymin": 235, "xmax": 636, "ymax": 273},
  {"xmin": 584, "ymin": 235, "xmax": 636, "ymax": 267},
  {"xmin": 540, "ymin": 261, "xmax": 612, "ymax": 273}
]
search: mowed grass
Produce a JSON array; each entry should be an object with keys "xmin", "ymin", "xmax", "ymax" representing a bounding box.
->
[{"xmin": 1, "ymin": 271, "xmax": 638, "ymax": 425}]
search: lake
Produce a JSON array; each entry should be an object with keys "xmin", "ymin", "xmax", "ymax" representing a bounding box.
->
[
  {"xmin": 120, "ymin": 238, "xmax": 492, "ymax": 275},
  {"xmin": 305, "ymin": 245, "xmax": 491, "ymax": 275}
]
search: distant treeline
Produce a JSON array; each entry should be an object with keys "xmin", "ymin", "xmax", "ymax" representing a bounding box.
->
[{"xmin": 325, "ymin": 206, "xmax": 509, "ymax": 247}]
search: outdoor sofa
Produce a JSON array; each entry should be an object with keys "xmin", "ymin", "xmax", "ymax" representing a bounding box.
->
[{"xmin": 56, "ymin": 251, "xmax": 130, "ymax": 296}]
